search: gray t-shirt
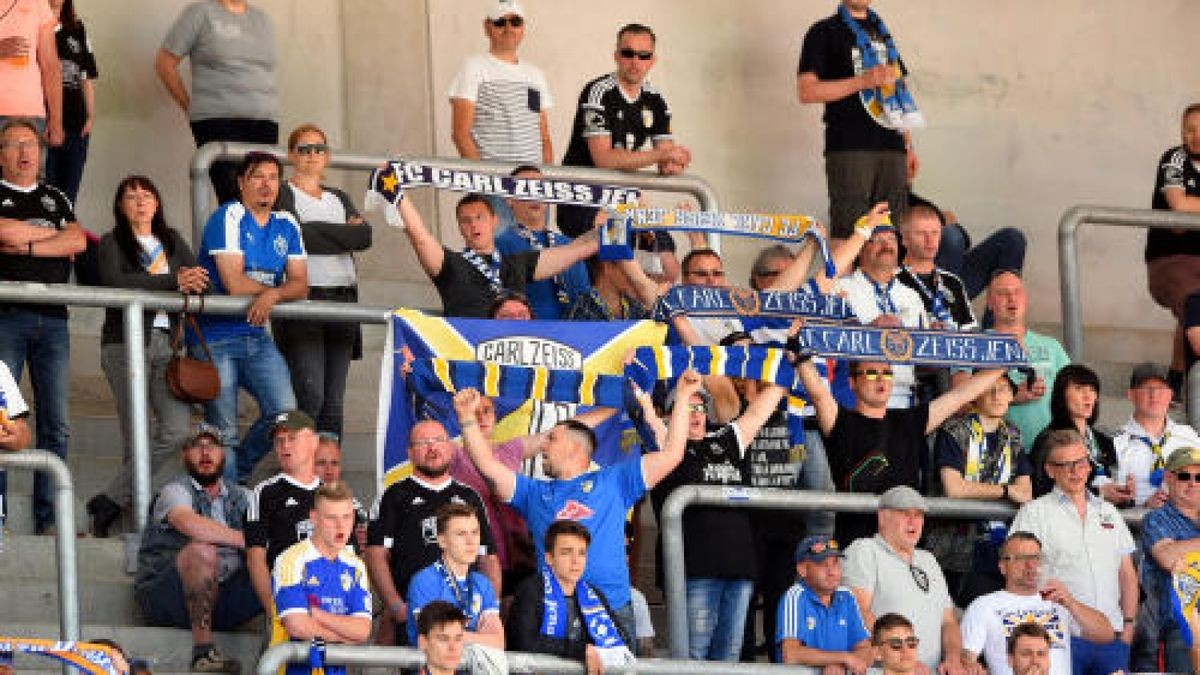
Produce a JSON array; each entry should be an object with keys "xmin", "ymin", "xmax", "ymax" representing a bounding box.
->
[
  {"xmin": 161, "ymin": 1, "xmax": 278, "ymax": 122},
  {"xmin": 153, "ymin": 479, "xmax": 249, "ymax": 581},
  {"xmin": 842, "ymin": 535, "xmax": 954, "ymax": 671}
]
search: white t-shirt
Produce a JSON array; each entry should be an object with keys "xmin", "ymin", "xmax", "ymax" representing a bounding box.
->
[
  {"xmin": 448, "ymin": 53, "xmax": 552, "ymax": 163},
  {"xmin": 137, "ymin": 234, "xmax": 172, "ymax": 329},
  {"xmin": 833, "ymin": 269, "xmax": 927, "ymax": 409},
  {"xmin": 0, "ymin": 360, "xmax": 29, "ymax": 520},
  {"xmin": 289, "ymin": 184, "xmax": 356, "ymax": 288},
  {"xmin": 1111, "ymin": 417, "xmax": 1200, "ymax": 504},
  {"xmin": 960, "ymin": 590, "xmax": 1073, "ymax": 675}
]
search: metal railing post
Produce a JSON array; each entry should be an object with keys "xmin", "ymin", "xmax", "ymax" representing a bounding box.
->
[
  {"xmin": 660, "ymin": 485, "xmax": 1147, "ymax": 659},
  {"xmin": 0, "ymin": 450, "xmax": 79, "ymax": 641},
  {"xmin": 122, "ymin": 302, "xmax": 152, "ymax": 532},
  {"xmin": 1058, "ymin": 205, "xmax": 1200, "ymax": 361}
]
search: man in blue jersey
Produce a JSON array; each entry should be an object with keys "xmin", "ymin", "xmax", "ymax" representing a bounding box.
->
[
  {"xmin": 272, "ymin": 481, "xmax": 371, "ymax": 675},
  {"xmin": 406, "ymin": 503, "xmax": 504, "ymax": 649},
  {"xmin": 195, "ymin": 151, "xmax": 307, "ymax": 482},
  {"xmin": 454, "ymin": 370, "xmax": 699, "ymax": 648},
  {"xmin": 777, "ymin": 535, "xmax": 872, "ymax": 670}
]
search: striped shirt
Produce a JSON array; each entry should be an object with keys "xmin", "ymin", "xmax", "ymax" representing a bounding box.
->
[{"xmin": 448, "ymin": 53, "xmax": 552, "ymax": 163}]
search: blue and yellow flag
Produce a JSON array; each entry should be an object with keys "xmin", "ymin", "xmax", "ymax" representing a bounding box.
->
[
  {"xmin": 376, "ymin": 309, "xmax": 666, "ymax": 488},
  {"xmin": 1171, "ymin": 552, "xmax": 1200, "ymax": 646},
  {"xmin": 0, "ymin": 637, "xmax": 127, "ymax": 675}
]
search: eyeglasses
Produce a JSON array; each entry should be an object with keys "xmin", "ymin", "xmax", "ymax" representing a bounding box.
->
[
  {"xmin": 1000, "ymin": 553, "xmax": 1043, "ymax": 564},
  {"xmin": 1046, "ymin": 457, "xmax": 1090, "ymax": 472},
  {"xmin": 909, "ymin": 564, "xmax": 929, "ymax": 593},
  {"xmin": 491, "ymin": 15, "xmax": 524, "ymax": 28},
  {"xmin": 2, "ymin": 139, "xmax": 39, "ymax": 151},
  {"xmin": 294, "ymin": 143, "xmax": 328, "ymax": 155},
  {"xmin": 412, "ymin": 436, "xmax": 449, "ymax": 448},
  {"xmin": 688, "ymin": 269, "xmax": 725, "ymax": 279},
  {"xmin": 1175, "ymin": 471, "xmax": 1200, "ymax": 483},
  {"xmin": 856, "ymin": 369, "xmax": 894, "ymax": 381},
  {"xmin": 619, "ymin": 48, "xmax": 654, "ymax": 61},
  {"xmin": 687, "ymin": 403, "xmax": 707, "ymax": 413},
  {"xmin": 877, "ymin": 636, "xmax": 920, "ymax": 650}
]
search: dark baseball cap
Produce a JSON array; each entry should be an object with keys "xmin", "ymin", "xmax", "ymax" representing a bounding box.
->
[
  {"xmin": 795, "ymin": 535, "xmax": 843, "ymax": 563},
  {"xmin": 270, "ymin": 410, "xmax": 316, "ymax": 435},
  {"xmin": 1129, "ymin": 362, "xmax": 1170, "ymax": 389},
  {"xmin": 182, "ymin": 422, "xmax": 223, "ymax": 448}
]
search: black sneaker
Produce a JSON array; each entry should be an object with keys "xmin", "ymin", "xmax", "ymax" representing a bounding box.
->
[
  {"xmin": 190, "ymin": 645, "xmax": 240, "ymax": 674},
  {"xmin": 86, "ymin": 494, "xmax": 122, "ymax": 538}
]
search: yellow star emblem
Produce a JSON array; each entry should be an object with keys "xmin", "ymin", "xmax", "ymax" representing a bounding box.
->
[{"xmin": 381, "ymin": 172, "xmax": 399, "ymax": 194}]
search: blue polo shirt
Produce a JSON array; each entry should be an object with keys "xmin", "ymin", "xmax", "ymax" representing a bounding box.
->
[
  {"xmin": 494, "ymin": 225, "xmax": 590, "ymax": 319},
  {"xmin": 776, "ymin": 581, "xmax": 870, "ymax": 654},
  {"xmin": 196, "ymin": 201, "xmax": 305, "ymax": 341},
  {"xmin": 406, "ymin": 562, "xmax": 499, "ymax": 645},
  {"xmin": 1142, "ymin": 501, "xmax": 1200, "ymax": 628},
  {"xmin": 509, "ymin": 453, "xmax": 646, "ymax": 608}
]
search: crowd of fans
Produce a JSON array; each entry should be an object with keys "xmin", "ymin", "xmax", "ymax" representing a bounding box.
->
[{"xmin": 4, "ymin": 0, "xmax": 1200, "ymax": 674}]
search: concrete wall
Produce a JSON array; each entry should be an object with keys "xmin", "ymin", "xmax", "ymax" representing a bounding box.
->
[{"xmin": 59, "ymin": 0, "xmax": 1200, "ymax": 424}]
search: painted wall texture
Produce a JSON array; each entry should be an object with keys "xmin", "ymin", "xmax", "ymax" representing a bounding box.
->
[{"xmin": 58, "ymin": 0, "xmax": 1199, "ymax": 423}]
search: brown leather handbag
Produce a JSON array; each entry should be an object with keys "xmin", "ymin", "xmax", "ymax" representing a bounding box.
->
[{"xmin": 166, "ymin": 294, "xmax": 220, "ymax": 404}]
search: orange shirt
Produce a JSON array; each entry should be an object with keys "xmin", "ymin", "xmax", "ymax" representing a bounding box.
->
[{"xmin": 0, "ymin": 0, "xmax": 54, "ymax": 117}]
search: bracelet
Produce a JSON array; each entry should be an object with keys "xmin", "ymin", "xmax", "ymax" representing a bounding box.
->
[
  {"xmin": 27, "ymin": 240, "xmax": 33, "ymax": 256},
  {"xmin": 1001, "ymin": 484, "xmax": 1009, "ymax": 500},
  {"xmin": 390, "ymin": 599, "xmax": 404, "ymax": 612},
  {"xmin": 1123, "ymin": 616, "xmax": 1136, "ymax": 624}
]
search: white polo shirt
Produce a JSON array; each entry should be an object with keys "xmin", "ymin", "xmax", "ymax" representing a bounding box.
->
[{"xmin": 1010, "ymin": 488, "xmax": 1134, "ymax": 632}]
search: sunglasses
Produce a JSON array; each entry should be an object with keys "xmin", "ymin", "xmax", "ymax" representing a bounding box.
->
[
  {"xmin": 1175, "ymin": 471, "xmax": 1200, "ymax": 483},
  {"xmin": 1046, "ymin": 457, "xmax": 1090, "ymax": 472},
  {"xmin": 856, "ymin": 369, "xmax": 894, "ymax": 381},
  {"xmin": 619, "ymin": 48, "xmax": 654, "ymax": 61},
  {"xmin": 294, "ymin": 143, "xmax": 328, "ymax": 155},
  {"xmin": 687, "ymin": 403, "xmax": 707, "ymax": 413},
  {"xmin": 909, "ymin": 563, "xmax": 929, "ymax": 593},
  {"xmin": 412, "ymin": 436, "xmax": 449, "ymax": 448},
  {"xmin": 491, "ymin": 15, "xmax": 524, "ymax": 28},
  {"xmin": 877, "ymin": 636, "xmax": 920, "ymax": 650}
]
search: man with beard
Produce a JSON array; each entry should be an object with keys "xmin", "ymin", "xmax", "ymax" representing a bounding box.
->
[
  {"xmin": 366, "ymin": 420, "xmax": 499, "ymax": 646},
  {"xmin": 135, "ymin": 423, "xmax": 261, "ymax": 674}
]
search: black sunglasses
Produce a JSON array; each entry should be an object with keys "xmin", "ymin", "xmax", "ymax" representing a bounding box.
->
[
  {"xmin": 294, "ymin": 143, "xmax": 328, "ymax": 156},
  {"xmin": 619, "ymin": 48, "xmax": 654, "ymax": 61},
  {"xmin": 491, "ymin": 16, "xmax": 524, "ymax": 28},
  {"xmin": 909, "ymin": 563, "xmax": 929, "ymax": 593},
  {"xmin": 1176, "ymin": 471, "xmax": 1200, "ymax": 483},
  {"xmin": 877, "ymin": 636, "xmax": 920, "ymax": 650}
]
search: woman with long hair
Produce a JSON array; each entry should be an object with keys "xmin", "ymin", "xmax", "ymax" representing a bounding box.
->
[
  {"xmin": 87, "ymin": 175, "xmax": 209, "ymax": 537},
  {"xmin": 1028, "ymin": 364, "xmax": 1117, "ymax": 498},
  {"xmin": 271, "ymin": 123, "xmax": 371, "ymax": 439}
]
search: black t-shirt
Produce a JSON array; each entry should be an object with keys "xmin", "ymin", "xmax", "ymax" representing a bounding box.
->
[
  {"xmin": 366, "ymin": 476, "xmax": 495, "ymax": 599},
  {"xmin": 895, "ymin": 267, "xmax": 976, "ymax": 329},
  {"xmin": 652, "ymin": 425, "xmax": 758, "ymax": 579},
  {"xmin": 0, "ymin": 181, "xmax": 76, "ymax": 317},
  {"xmin": 433, "ymin": 245, "xmax": 540, "ymax": 318},
  {"xmin": 244, "ymin": 473, "xmax": 320, "ymax": 569},
  {"xmin": 55, "ymin": 22, "xmax": 99, "ymax": 133},
  {"xmin": 1146, "ymin": 146, "xmax": 1200, "ymax": 261},
  {"xmin": 797, "ymin": 13, "xmax": 907, "ymax": 153},
  {"xmin": 558, "ymin": 73, "xmax": 672, "ymax": 238},
  {"xmin": 745, "ymin": 408, "xmax": 807, "ymax": 541},
  {"xmin": 824, "ymin": 404, "xmax": 929, "ymax": 543}
]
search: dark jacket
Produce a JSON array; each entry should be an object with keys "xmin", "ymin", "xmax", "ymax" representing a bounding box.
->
[
  {"xmin": 98, "ymin": 229, "xmax": 197, "ymax": 345},
  {"xmin": 506, "ymin": 573, "xmax": 629, "ymax": 660},
  {"xmin": 273, "ymin": 183, "xmax": 371, "ymax": 259}
]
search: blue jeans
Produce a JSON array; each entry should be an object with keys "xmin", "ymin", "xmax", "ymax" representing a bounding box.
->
[
  {"xmin": 196, "ymin": 332, "xmax": 296, "ymax": 482},
  {"xmin": 798, "ymin": 428, "xmax": 835, "ymax": 536},
  {"xmin": 45, "ymin": 129, "xmax": 90, "ymax": 204},
  {"xmin": 686, "ymin": 577, "xmax": 753, "ymax": 661},
  {"xmin": 1162, "ymin": 625, "xmax": 1192, "ymax": 674},
  {"xmin": 1070, "ymin": 636, "xmax": 1129, "ymax": 675},
  {"xmin": 0, "ymin": 311, "xmax": 70, "ymax": 528},
  {"xmin": 936, "ymin": 224, "xmax": 1027, "ymax": 299}
]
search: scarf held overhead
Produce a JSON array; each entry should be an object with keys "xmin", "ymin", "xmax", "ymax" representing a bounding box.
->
[{"xmin": 368, "ymin": 159, "xmax": 641, "ymax": 207}]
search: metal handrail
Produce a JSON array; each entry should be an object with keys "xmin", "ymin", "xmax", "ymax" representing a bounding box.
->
[
  {"xmin": 658, "ymin": 485, "xmax": 1148, "ymax": 659},
  {"xmin": 0, "ymin": 450, "xmax": 79, "ymax": 641},
  {"xmin": 0, "ymin": 281, "xmax": 413, "ymax": 531},
  {"xmin": 189, "ymin": 142, "xmax": 723, "ymax": 247},
  {"xmin": 1057, "ymin": 204, "xmax": 1200, "ymax": 362},
  {"xmin": 256, "ymin": 642, "xmax": 824, "ymax": 675}
]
